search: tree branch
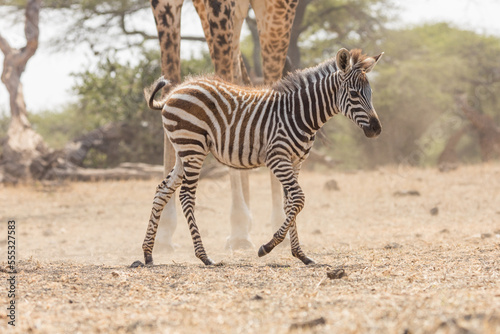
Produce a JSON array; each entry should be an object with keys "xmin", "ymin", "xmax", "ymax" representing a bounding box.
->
[
  {"xmin": 0, "ymin": 33, "xmax": 12, "ymax": 56},
  {"xmin": 118, "ymin": 11, "xmax": 156, "ymax": 40},
  {"xmin": 18, "ymin": 0, "xmax": 41, "ymax": 66},
  {"xmin": 181, "ymin": 36, "xmax": 206, "ymax": 42},
  {"xmin": 298, "ymin": 4, "xmax": 349, "ymax": 35}
]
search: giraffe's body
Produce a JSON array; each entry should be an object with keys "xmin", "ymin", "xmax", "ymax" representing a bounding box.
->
[{"xmin": 150, "ymin": 0, "xmax": 298, "ymax": 252}]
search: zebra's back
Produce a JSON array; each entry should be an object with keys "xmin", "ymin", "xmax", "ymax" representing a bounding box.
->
[{"xmin": 162, "ymin": 77, "xmax": 276, "ymax": 169}]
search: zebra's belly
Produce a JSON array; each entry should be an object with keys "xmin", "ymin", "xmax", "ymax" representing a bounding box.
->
[{"xmin": 209, "ymin": 142, "xmax": 266, "ymax": 170}]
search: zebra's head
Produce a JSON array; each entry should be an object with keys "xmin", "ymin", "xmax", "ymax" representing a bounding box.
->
[{"xmin": 336, "ymin": 48, "xmax": 383, "ymax": 138}]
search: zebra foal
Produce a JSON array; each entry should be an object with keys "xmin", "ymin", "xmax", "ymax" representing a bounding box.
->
[{"xmin": 141, "ymin": 48, "xmax": 383, "ymax": 266}]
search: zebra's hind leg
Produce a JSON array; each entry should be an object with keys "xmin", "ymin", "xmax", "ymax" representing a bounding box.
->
[
  {"xmin": 142, "ymin": 157, "xmax": 184, "ymax": 265},
  {"xmin": 179, "ymin": 154, "xmax": 214, "ymax": 265},
  {"xmin": 258, "ymin": 159, "xmax": 312, "ymax": 264}
]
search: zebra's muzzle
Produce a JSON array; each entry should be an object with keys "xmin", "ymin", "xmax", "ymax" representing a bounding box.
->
[{"xmin": 362, "ymin": 117, "xmax": 382, "ymax": 138}]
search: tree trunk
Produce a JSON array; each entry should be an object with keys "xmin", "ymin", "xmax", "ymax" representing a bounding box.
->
[
  {"xmin": 438, "ymin": 126, "xmax": 468, "ymax": 165},
  {"xmin": 287, "ymin": 0, "xmax": 311, "ymax": 68},
  {"xmin": 245, "ymin": 16, "xmax": 262, "ymax": 78},
  {"xmin": 0, "ymin": 0, "xmax": 47, "ymax": 180},
  {"xmin": 456, "ymin": 94, "xmax": 500, "ymax": 161}
]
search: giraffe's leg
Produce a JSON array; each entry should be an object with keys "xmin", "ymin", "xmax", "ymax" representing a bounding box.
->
[
  {"xmin": 178, "ymin": 154, "xmax": 214, "ymax": 265},
  {"xmin": 252, "ymin": 0, "xmax": 297, "ymax": 238},
  {"xmin": 151, "ymin": 0, "xmax": 184, "ymax": 252},
  {"xmin": 142, "ymin": 156, "xmax": 184, "ymax": 265},
  {"xmin": 226, "ymin": 169, "xmax": 254, "ymax": 250},
  {"xmin": 258, "ymin": 158, "xmax": 313, "ymax": 265},
  {"xmin": 151, "ymin": 0, "xmax": 183, "ymax": 84},
  {"xmin": 229, "ymin": 0, "xmax": 250, "ymax": 83},
  {"xmin": 156, "ymin": 135, "xmax": 178, "ymax": 253},
  {"xmin": 199, "ymin": 0, "xmax": 236, "ymax": 81},
  {"xmin": 252, "ymin": 0, "xmax": 298, "ymax": 84},
  {"xmin": 195, "ymin": 0, "xmax": 254, "ymax": 251}
]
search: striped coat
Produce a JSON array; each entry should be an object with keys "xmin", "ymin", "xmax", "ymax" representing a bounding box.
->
[{"xmin": 140, "ymin": 48, "xmax": 383, "ymax": 266}]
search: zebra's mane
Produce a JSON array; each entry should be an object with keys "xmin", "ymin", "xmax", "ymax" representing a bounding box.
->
[
  {"xmin": 271, "ymin": 58, "xmax": 338, "ymax": 93},
  {"xmin": 272, "ymin": 49, "xmax": 370, "ymax": 93}
]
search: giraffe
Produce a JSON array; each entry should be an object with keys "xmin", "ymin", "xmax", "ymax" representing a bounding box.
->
[{"xmin": 150, "ymin": 0, "xmax": 298, "ymax": 252}]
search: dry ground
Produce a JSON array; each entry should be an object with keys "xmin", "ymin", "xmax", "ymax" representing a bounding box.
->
[{"xmin": 1, "ymin": 163, "xmax": 499, "ymax": 333}]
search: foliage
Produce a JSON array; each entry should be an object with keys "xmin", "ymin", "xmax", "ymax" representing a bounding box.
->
[
  {"xmin": 28, "ymin": 48, "xmax": 212, "ymax": 167},
  {"xmin": 355, "ymin": 23, "xmax": 500, "ymax": 166},
  {"xmin": 4, "ymin": 0, "xmax": 499, "ymax": 169},
  {"xmin": 29, "ymin": 108, "xmax": 86, "ymax": 149},
  {"xmin": 289, "ymin": 0, "xmax": 395, "ymax": 68},
  {"xmin": 28, "ymin": 23, "xmax": 500, "ymax": 169}
]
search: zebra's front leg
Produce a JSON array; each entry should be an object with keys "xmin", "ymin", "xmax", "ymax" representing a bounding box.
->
[
  {"xmin": 286, "ymin": 165, "xmax": 315, "ymax": 265},
  {"xmin": 142, "ymin": 159, "xmax": 184, "ymax": 265},
  {"xmin": 270, "ymin": 171, "xmax": 289, "ymax": 246},
  {"xmin": 288, "ymin": 220, "xmax": 315, "ymax": 265},
  {"xmin": 277, "ymin": 189, "xmax": 315, "ymax": 265},
  {"xmin": 179, "ymin": 155, "xmax": 214, "ymax": 265},
  {"xmin": 258, "ymin": 159, "xmax": 311, "ymax": 263}
]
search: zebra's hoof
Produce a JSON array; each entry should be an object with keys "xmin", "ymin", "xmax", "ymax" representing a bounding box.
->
[
  {"xmin": 144, "ymin": 253, "xmax": 153, "ymax": 266},
  {"xmin": 301, "ymin": 256, "xmax": 316, "ymax": 265},
  {"xmin": 202, "ymin": 257, "xmax": 215, "ymax": 266},
  {"xmin": 258, "ymin": 245, "xmax": 269, "ymax": 257}
]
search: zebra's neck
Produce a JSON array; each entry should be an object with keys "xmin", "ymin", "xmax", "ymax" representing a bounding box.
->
[{"xmin": 274, "ymin": 64, "xmax": 340, "ymax": 135}]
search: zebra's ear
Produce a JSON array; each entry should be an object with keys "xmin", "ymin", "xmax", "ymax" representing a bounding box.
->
[
  {"xmin": 362, "ymin": 52, "xmax": 384, "ymax": 73},
  {"xmin": 336, "ymin": 48, "xmax": 351, "ymax": 73}
]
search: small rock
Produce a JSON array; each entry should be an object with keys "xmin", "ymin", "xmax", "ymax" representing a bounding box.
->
[
  {"xmin": 251, "ymin": 294, "xmax": 263, "ymax": 300},
  {"xmin": 111, "ymin": 271, "xmax": 120, "ymax": 277},
  {"xmin": 326, "ymin": 268, "xmax": 346, "ymax": 280},
  {"xmin": 430, "ymin": 207, "xmax": 439, "ymax": 216},
  {"xmin": 130, "ymin": 261, "xmax": 145, "ymax": 268},
  {"xmin": 312, "ymin": 229, "xmax": 322, "ymax": 235},
  {"xmin": 438, "ymin": 163, "xmax": 458, "ymax": 173},
  {"xmin": 324, "ymin": 179, "xmax": 339, "ymax": 191},
  {"xmin": 481, "ymin": 233, "xmax": 492, "ymax": 239},
  {"xmin": 393, "ymin": 190, "xmax": 420, "ymax": 197},
  {"xmin": 290, "ymin": 317, "xmax": 326, "ymax": 330},
  {"xmin": 440, "ymin": 229, "xmax": 450, "ymax": 234},
  {"xmin": 384, "ymin": 242, "xmax": 402, "ymax": 249}
]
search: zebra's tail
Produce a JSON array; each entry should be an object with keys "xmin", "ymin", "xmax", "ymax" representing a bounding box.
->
[{"xmin": 144, "ymin": 76, "xmax": 172, "ymax": 111}]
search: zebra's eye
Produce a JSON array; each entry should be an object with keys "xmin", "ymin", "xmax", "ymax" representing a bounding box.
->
[{"xmin": 350, "ymin": 91, "xmax": 360, "ymax": 98}]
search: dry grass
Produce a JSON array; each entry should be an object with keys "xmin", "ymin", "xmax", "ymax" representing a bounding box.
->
[{"xmin": 1, "ymin": 163, "xmax": 499, "ymax": 333}]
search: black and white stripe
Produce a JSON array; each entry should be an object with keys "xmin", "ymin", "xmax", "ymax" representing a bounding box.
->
[{"xmin": 141, "ymin": 48, "xmax": 383, "ymax": 265}]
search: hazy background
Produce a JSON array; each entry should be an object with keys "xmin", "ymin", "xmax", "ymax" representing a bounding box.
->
[{"xmin": 1, "ymin": 0, "xmax": 499, "ymax": 170}]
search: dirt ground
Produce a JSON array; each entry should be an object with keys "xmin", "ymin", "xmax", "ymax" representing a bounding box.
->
[{"xmin": 1, "ymin": 163, "xmax": 499, "ymax": 333}]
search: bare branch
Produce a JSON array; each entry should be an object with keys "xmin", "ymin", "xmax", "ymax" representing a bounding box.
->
[
  {"xmin": 118, "ymin": 10, "xmax": 156, "ymax": 40},
  {"xmin": 181, "ymin": 36, "xmax": 206, "ymax": 42},
  {"xmin": 0, "ymin": 33, "xmax": 12, "ymax": 55},
  {"xmin": 17, "ymin": 0, "xmax": 41, "ymax": 66}
]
